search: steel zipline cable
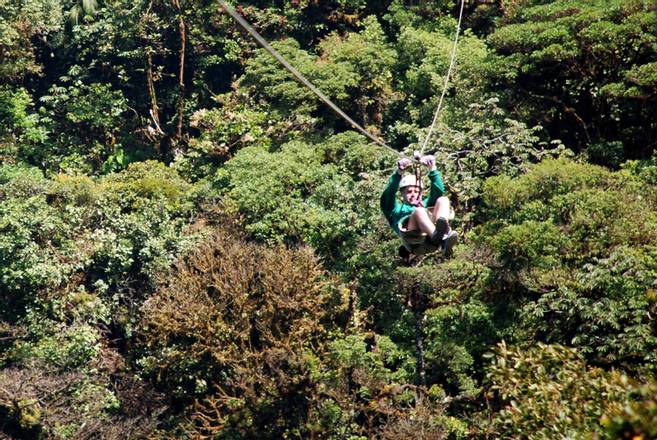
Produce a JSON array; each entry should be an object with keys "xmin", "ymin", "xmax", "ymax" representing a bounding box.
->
[
  {"xmin": 216, "ymin": 0, "xmax": 396, "ymax": 154},
  {"xmin": 216, "ymin": 0, "xmax": 466, "ymax": 160}
]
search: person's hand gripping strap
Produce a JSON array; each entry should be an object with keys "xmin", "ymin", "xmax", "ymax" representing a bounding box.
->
[
  {"xmin": 420, "ymin": 155, "xmax": 437, "ymax": 171},
  {"xmin": 397, "ymin": 158, "xmax": 413, "ymax": 172}
]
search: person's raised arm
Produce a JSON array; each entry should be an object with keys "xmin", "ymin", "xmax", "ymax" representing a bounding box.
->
[
  {"xmin": 380, "ymin": 158, "xmax": 411, "ymax": 218},
  {"xmin": 420, "ymin": 155, "xmax": 445, "ymax": 207}
]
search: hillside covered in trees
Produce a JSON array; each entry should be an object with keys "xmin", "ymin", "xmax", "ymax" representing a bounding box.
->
[{"xmin": 1, "ymin": 0, "xmax": 657, "ymax": 438}]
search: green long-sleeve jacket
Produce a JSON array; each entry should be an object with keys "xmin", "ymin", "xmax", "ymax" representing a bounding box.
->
[{"xmin": 380, "ymin": 169, "xmax": 445, "ymax": 235}]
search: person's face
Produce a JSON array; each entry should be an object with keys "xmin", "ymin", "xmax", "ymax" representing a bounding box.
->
[{"xmin": 402, "ymin": 186, "xmax": 421, "ymax": 205}]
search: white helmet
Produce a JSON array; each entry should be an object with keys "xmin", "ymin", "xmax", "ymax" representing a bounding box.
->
[{"xmin": 399, "ymin": 175, "xmax": 420, "ymax": 190}]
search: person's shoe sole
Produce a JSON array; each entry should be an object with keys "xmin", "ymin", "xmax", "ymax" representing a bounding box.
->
[
  {"xmin": 442, "ymin": 230, "xmax": 458, "ymax": 257},
  {"xmin": 431, "ymin": 217, "xmax": 449, "ymax": 245},
  {"xmin": 398, "ymin": 245, "xmax": 411, "ymax": 260}
]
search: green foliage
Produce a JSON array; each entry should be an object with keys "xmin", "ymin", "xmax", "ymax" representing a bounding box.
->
[
  {"xmin": 622, "ymin": 152, "xmax": 657, "ymax": 186},
  {"xmin": 486, "ymin": 343, "xmax": 657, "ymax": 439},
  {"xmin": 0, "ymin": 88, "xmax": 49, "ymax": 164},
  {"xmin": 175, "ymin": 93, "xmax": 271, "ymax": 180},
  {"xmin": 0, "ymin": 0, "xmax": 63, "ymax": 82},
  {"xmin": 241, "ymin": 38, "xmax": 356, "ymax": 119},
  {"xmin": 488, "ymin": 0, "xmax": 657, "ymax": 160},
  {"xmin": 485, "ymin": 342, "xmax": 629, "ymax": 439},
  {"xmin": 3, "ymin": 0, "xmax": 657, "ymax": 437},
  {"xmin": 0, "ymin": 161, "xmax": 202, "ymax": 437},
  {"xmin": 0, "ymin": 362, "xmax": 163, "ymax": 439},
  {"xmin": 11, "ymin": 321, "xmax": 101, "ymax": 370},
  {"xmin": 482, "ymin": 158, "xmax": 608, "ymax": 220},
  {"xmin": 393, "ymin": 23, "xmax": 491, "ymax": 132},
  {"xmin": 391, "ymin": 246, "xmax": 503, "ymax": 397},
  {"xmin": 319, "ymin": 16, "xmax": 397, "ymax": 128},
  {"xmin": 214, "ymin": 132, "xmax": 395, "ymax": 269},
  {"xmin": 68, "ymin": 0, "xmax": 99, "ymax": 25},
  {"xmin": 39, "ymin": 80, "xmax": 130, "ymax": 172},
  {"xmin": 240, "ymin": 16, "xmax": 397, "ymax": 136},
  {"xmin": 98, "ymin": 160, "xmax": 193, "ymax": 212},
  {"xmin": 0, "ymin": 189, "xmax": 76, "ymax": 294},
  {"xmin": 521, "ymin": 246, "xmax": 657, "ymax": 367},
  {"xmin": 311, "ymin": 333, "xmax": 466, "ymax": 439},
  {"xmin": 424, "ymin": 299, "xmax": 497, "ymax": 396},
  {"xmin": 478, "ymin": 158, "xmax": 657, "ymax": 369},
  {"xmin": 602, "ymin": 379, "xmax": 657, "ymax": 439},
  {"xmin": 384, "ymin": 0, "xmax": 452, "ymax": 31},
  {"xmin": 0, "ymin": 161, "xmax": 200, "ymax": 299},
  {"xmin": 0, "ymin": 161, "xmax": 204, "ymax": 369},
  {"xmin": 426, "ymin": 98, "xmax": 566, "ymax": 222}
]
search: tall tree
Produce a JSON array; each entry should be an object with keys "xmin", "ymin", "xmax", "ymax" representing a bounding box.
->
[{"xmin": 488, "ymin": 0, "xmax": 657, "ymax": 164}]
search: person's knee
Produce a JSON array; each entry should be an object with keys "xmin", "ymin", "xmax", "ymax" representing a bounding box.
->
[
  {"xmin": 412, "ymin": 207, "xmax": 429, "ymax": 217},
  {"xmin": 438, "ymin": 196, "xmax": 450, "ymax": 205}
]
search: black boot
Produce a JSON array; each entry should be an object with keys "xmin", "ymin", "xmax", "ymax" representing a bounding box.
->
[
  {"xmin": 442, "ymin": 230, "xmax": 458, "ymax": 257},
  {"xmin": 430, "ymin": 217, "xmax": 449, "ymax": 246}
]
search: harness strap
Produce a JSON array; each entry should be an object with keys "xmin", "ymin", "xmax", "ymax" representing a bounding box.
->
[{"xmin": 414, "ymin": 162, "xmax": 424, "ymax": 204}]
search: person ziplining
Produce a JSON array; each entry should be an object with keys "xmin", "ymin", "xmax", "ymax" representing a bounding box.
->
[
  {"xmin": 377, "ymin": 0, "xmax": 464, "ymax": 259},
  {"xmin": 217, "ymin": 0, "xmax": 465, "ymax": 258},
  {"xmin": 381, "ymin": 155, "xmax": 458, "ymax": 258}
]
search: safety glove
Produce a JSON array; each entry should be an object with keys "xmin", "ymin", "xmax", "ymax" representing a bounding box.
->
[
  {"xmin": 420, "ymin": 155, "xmax": 436, "ymax": 170},
  {"xmin": 397, "ymin": 158, "xmax": 413, "ymax": 172}
]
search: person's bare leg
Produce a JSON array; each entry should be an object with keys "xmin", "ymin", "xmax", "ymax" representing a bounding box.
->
[
  {"xmin": 432, "ymin": 196, "xmax": 451, "ymax": 222},
  {"xmin": 429, "ymin": 196, "xmax": 451, "ymax": 244},
  {"xmin": 406, "ymin": 207, "xmax": 435, "ymax": 235}
]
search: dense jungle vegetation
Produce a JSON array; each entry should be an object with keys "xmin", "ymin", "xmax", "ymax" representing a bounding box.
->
[{"xmin": 1, "ymin": 0, "xmax": 657, "ymax": 438}]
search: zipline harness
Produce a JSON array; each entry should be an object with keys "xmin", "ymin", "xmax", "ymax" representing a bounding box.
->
[{"xmin": 216, "ymin": 0, "xmax": 466, "ymax": 166}]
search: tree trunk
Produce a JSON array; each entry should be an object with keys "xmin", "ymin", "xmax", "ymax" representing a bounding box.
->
[
  {"xmin": 146, "ymin": 52, "xmax": 160, "ymax": 127},
  {"xmin": 175, "ymin": 13, "xmax": 185, "ymax": 142},
  {"xmin": 145, "ymin": 51, "xmax": 164, "ymax": 152},
  {"xmin": 171, "ymin": 0, "xmax": 186, "ymax": 158},
  {"xmin": 410, "ymin": 285, "xmax": 426, "ymax": 386}
]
